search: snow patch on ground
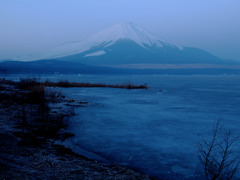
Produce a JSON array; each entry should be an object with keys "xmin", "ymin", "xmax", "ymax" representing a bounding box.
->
[{"xmin": 84, "ymin": 50, "xmax": 106, "ymax": 57}]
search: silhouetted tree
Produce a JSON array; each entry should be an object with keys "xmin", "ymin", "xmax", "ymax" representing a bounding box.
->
[{"xmin": 198, "ymin": 120, "xmax": 240, "ymax": 180}]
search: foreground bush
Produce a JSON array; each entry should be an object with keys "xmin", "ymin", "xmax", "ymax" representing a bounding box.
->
[{"xmin": 0, "ymin": 78, "xmax": 71, "ymax": 145}]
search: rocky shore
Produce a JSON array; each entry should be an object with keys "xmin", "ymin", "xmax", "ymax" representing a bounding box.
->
[{"xmin": 0, "ymin": 78, "xmax": 152, "ymax": 179}]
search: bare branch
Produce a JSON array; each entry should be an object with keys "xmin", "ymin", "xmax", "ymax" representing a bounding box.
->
[{"xmin": 198, "ymin": 119, "xmax": 240, "ymax": 180}]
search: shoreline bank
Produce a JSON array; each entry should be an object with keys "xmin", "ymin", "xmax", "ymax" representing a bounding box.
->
[{"xmin": 0, "ymin": 78, "xmax": 152, "ymax": 179}]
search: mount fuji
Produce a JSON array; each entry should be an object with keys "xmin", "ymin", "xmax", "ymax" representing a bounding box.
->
[{"xmin": 17, "ymin": 22, "xmax": 238, "ymax": 67}]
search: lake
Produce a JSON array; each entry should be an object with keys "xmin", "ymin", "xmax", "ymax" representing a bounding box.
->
[{"xmin": 4, "ymin": 74, "xmax": 240, "ymax": 179}]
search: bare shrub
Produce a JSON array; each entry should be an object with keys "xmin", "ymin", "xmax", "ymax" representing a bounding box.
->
[
  {"xmin": 45, "ymin": 87, "xmax": 63, "ymax": 102},
  {"xmin": 198, "ymin": 120, "xmax": 240, "ymax": 180},
  {"xmin": 28, "ymin": 85, "xmax": 45, "ymax": 104},
  {"xmin": 18, "ymin": 77, "xmax": 40, "ymax": 90}
]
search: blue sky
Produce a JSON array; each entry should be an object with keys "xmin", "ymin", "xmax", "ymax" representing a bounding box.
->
[{"xmin": 0, "ymin": 0, "xmax": 240, "ymax": 60}]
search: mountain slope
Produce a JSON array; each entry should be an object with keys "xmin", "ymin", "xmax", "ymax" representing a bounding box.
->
[
  {"xmin": 57, "ymin": 39, "xmax": 226, "ymax": 65},
  {"xmin": 17, "ymin": 22, "xmax": 238, "ymax": 66},
  {"xmin": 33, "ymin": 22, "xmax": 178, "ymax": 60}
]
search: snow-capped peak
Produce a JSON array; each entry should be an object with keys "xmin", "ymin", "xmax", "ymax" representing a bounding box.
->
[
  {"xmin": 88, "ymin": 22, "xmax": 172, "ymax": 48},
  {"xmin": 23, "ymin": 22, "xmax": 179, "ymax": 60}
]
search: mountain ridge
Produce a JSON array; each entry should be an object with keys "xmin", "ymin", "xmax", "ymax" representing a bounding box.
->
[{"xmin": 1, "ymin": 59, "xmax": 240, "ymax": 75}]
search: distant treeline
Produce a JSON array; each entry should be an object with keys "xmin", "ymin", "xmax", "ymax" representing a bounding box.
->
[{"xmin": 1, "ymin": 60, "xmax": 240, "ymax": 75}]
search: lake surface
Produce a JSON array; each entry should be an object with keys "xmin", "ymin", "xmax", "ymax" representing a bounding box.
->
[{"xmin": 4, "ymin": 74, "xmax": 240, "ymax": 179}]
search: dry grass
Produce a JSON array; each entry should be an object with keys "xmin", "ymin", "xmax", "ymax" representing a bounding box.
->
[{"xmin": 44, "ymin": 79, "xmax": 148, "ymax": 89}]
